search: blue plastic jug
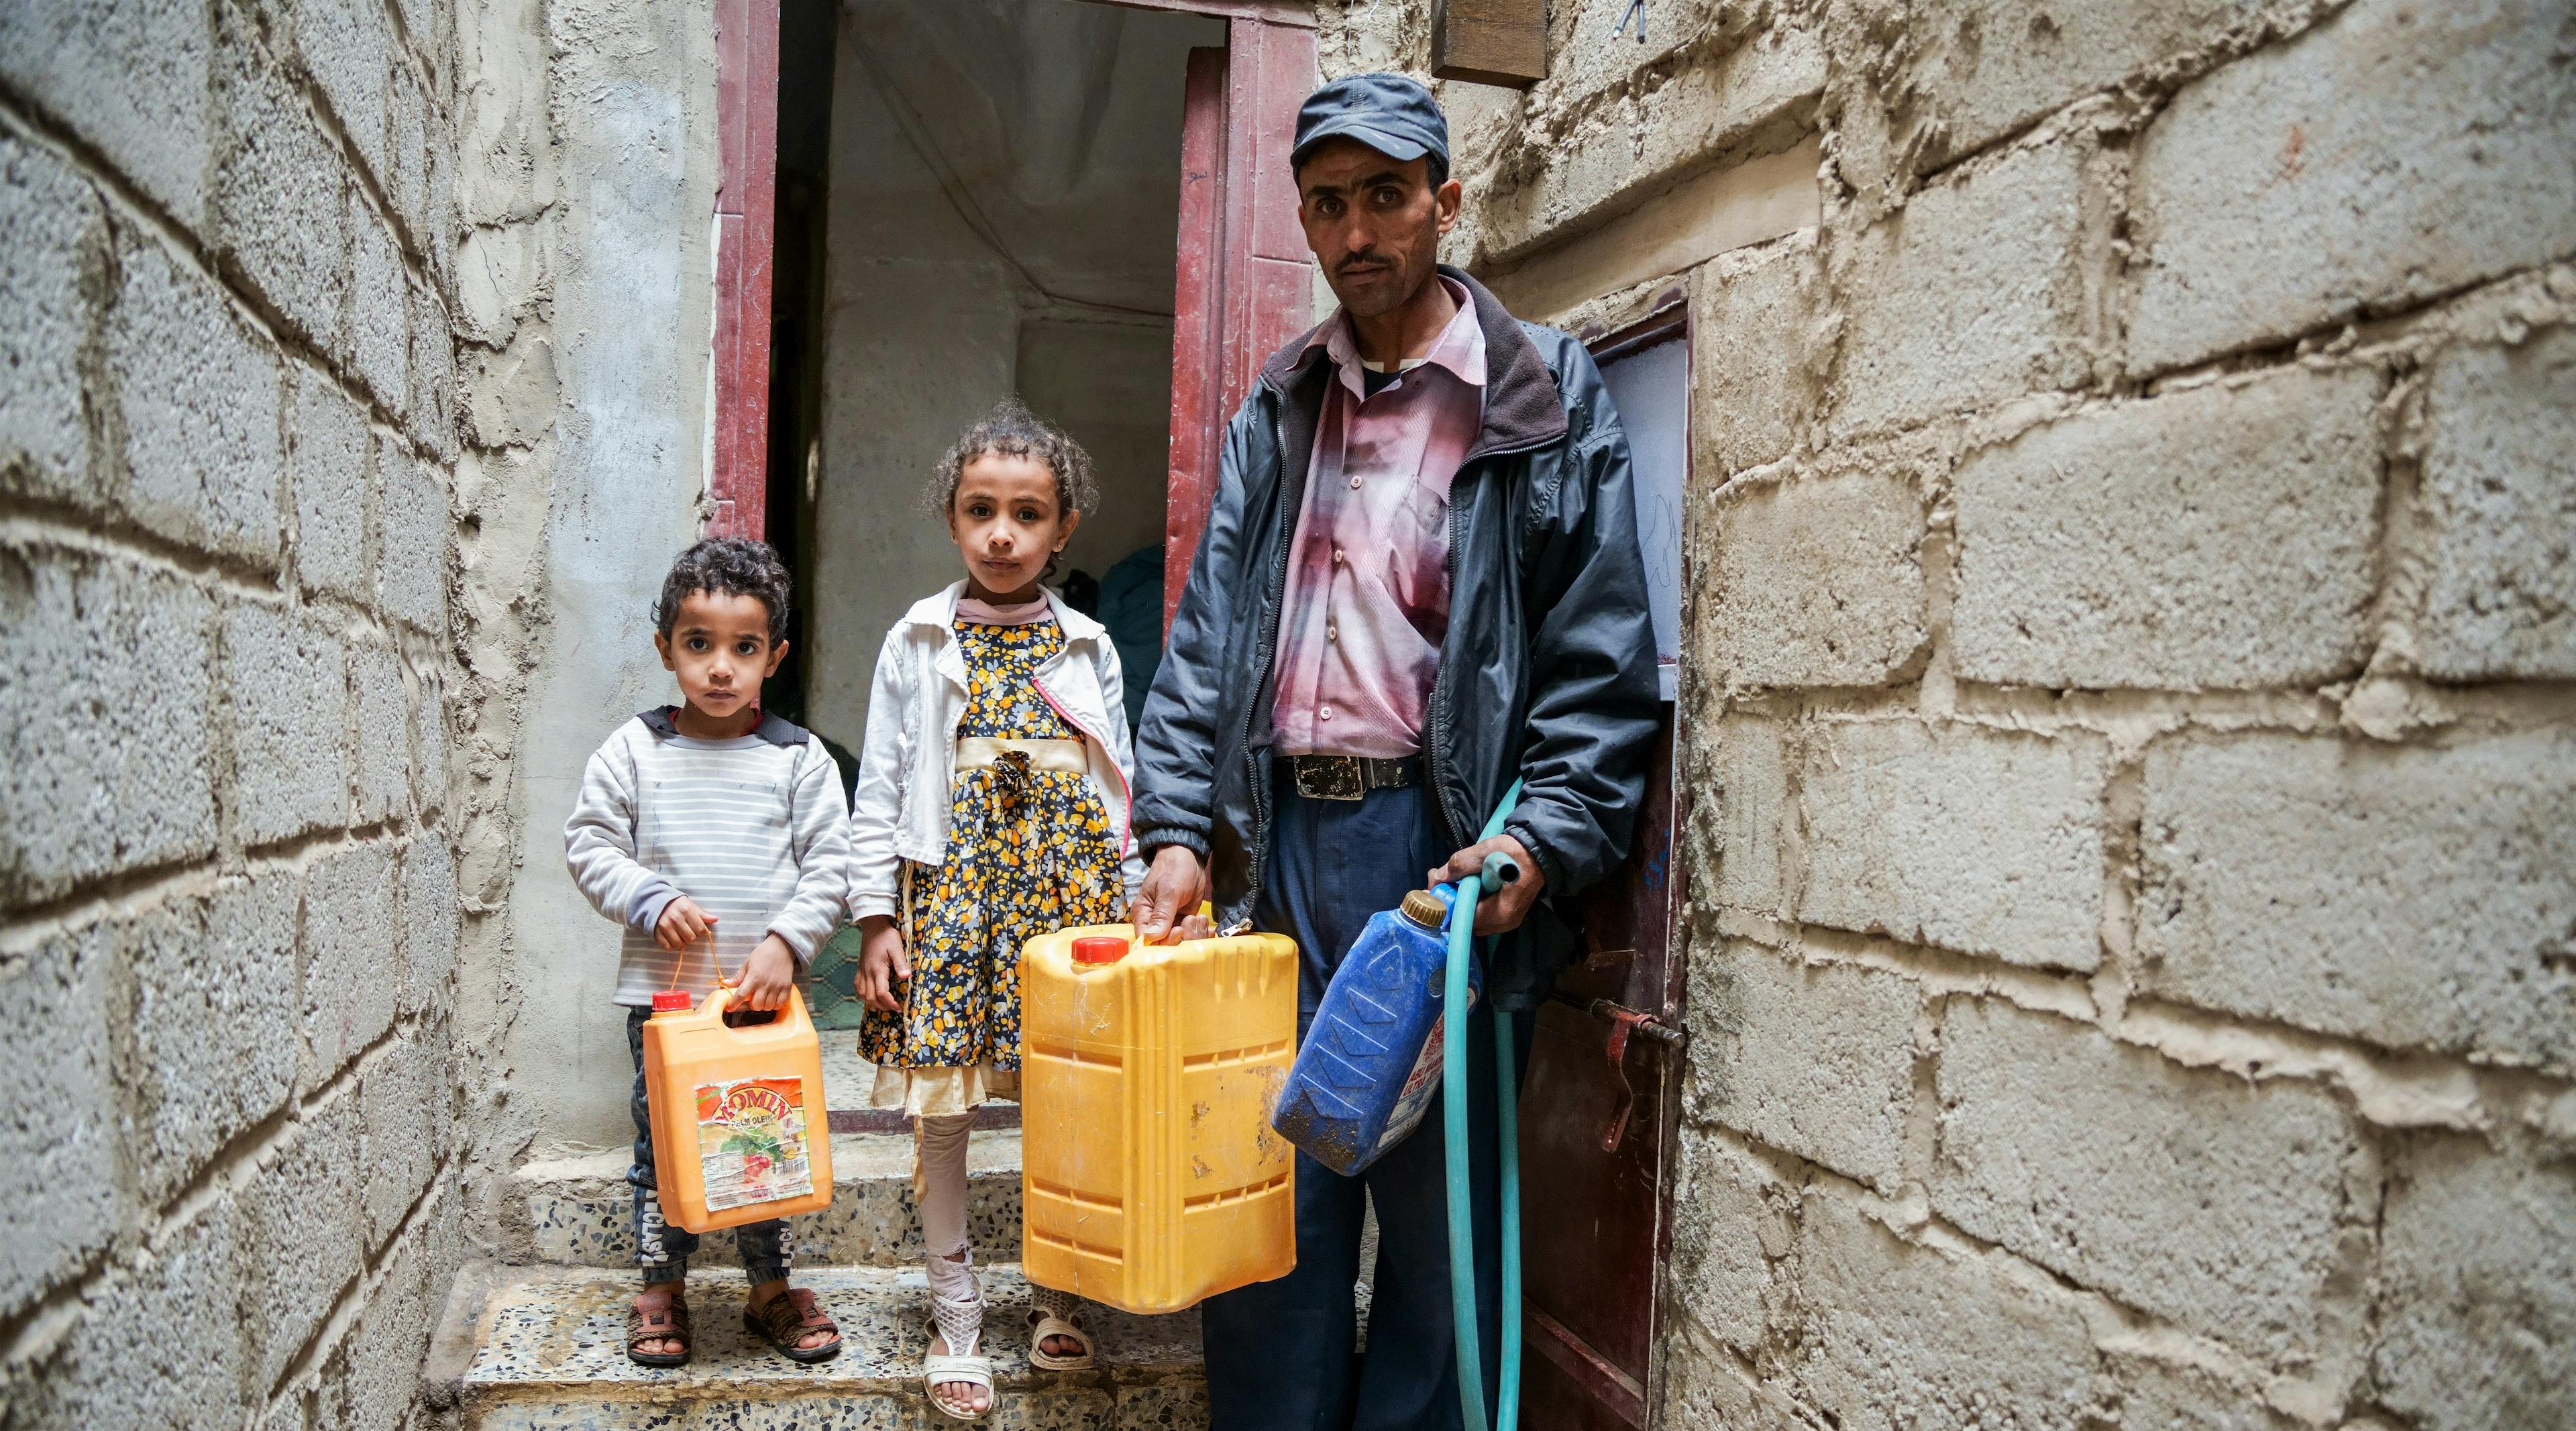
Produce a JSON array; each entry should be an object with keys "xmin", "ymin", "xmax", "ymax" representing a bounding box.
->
[{"xmin": 1271, "ymin": 885, "xmax": 1481, "ymax": 1176}]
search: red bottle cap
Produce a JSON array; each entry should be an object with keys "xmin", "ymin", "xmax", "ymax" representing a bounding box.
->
[
  {"xmin": 1071, "ymin": 936, "xmax": 1129, "ymax": 966},
  {"xmin": 651, "ymin": 990, "xmax": 692, "ymax": 1013}
]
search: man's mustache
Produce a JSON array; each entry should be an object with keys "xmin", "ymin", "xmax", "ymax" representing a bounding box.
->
[{"xmin": 1335, "ymin": 250, "xmax": 1395, "ymax": 276}]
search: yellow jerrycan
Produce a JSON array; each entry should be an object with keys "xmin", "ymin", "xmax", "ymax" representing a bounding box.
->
[
  {"xmin": 641, "ymin": 984, "xmax": 835, "ymax": 1234},
  {"xmin": 1020, "ymin": 922, "xmax": 1299, "ymax": 1314}
]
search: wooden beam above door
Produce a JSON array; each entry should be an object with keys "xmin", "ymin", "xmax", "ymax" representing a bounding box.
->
[
  {"xmin": 1432, "ymin": 0, "xmax": 1547, "ymax": 89},
  {"xmin": 1089, "ymin": 0, "xmax": 1316, "ymax": 26}
]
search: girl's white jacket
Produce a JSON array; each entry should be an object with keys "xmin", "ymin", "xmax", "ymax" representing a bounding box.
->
[{"xmin": 845, "ymin": 580, "xmax": 1146, "ymax": 922}]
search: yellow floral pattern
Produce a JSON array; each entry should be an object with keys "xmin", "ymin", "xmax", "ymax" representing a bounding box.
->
[{"xmin": 858, "ymin": 619, "xmax": 1122, "ymax": 1070}]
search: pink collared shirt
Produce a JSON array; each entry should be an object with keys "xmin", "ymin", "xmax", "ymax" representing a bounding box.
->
[{"xmin": 1271, "ymin": 280, "xmax": 1487, "ymax": 759}]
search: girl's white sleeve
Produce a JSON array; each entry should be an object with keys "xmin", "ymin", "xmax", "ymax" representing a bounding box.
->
[
  {"xmin": 1096, "ymin": 639, "xmax": 1148, "ymax": 906},
  {"xmin": 846, "ymin": 625, "xmax": 912, "ymax": 922}
]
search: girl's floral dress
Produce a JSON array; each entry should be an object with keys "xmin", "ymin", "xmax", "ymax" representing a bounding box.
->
[{"xmin": 860, "ymin": 617, "xmax": 1123, "ymax": 1113}]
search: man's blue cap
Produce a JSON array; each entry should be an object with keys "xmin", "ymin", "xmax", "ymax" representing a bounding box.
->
[{"xmin": 1292, "ymin": 72, "xmax": 1450, "ymax": 174}]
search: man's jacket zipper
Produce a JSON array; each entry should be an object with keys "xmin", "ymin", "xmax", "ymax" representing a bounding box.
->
[
  {"xmin": 1230, "ymin": 403, "xmax": 1295, "ymax": 930},
  {"xmin": 1426, "ymin": 431, "xmax": 1562, "ymax": 858}
]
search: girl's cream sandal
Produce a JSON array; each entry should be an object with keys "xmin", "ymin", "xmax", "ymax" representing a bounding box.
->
[
  {"xmin": 924, "ymin": 1273, "xmax": 994, "ymax": 1422},
  {"xmin": 923, "ymin": 1322, "xmax": 995, "ymax": 1423},
  {"xmin": 1025, "ymin": 1287, "xmax": 1094, "ymax": 1371}
]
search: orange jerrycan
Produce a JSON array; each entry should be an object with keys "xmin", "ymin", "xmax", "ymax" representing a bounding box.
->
[
  {"xmin": 641, "ymin": 984, "xmax": 834, "ymax": 1234},
  {"xmin": 1020, "ymin": 923, "xmax": 1299, "ymax": 1314}
]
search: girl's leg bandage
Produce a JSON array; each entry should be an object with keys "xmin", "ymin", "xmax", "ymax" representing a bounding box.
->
[{"xmin": 916, "ymin": 1112, "xmax": 982, "ymax": 1353}]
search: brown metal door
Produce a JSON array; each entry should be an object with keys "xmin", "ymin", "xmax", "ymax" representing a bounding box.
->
[
  {"xmin": 1519, "ymin": 1006, "xmax": 1680, "ymax": 1428},
  {"xmin": 1519, "ymin": 728, "xmax": 1685, "ymax": 1430},
  {"xmin": 1516, "ymin": 310, "xmax": 1692, "ymax": 1428}
]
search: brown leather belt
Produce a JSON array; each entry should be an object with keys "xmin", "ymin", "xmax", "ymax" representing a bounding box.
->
[{"xmin": 1285, "ymin": 753, "xmax": 1422, "ymax": 801}]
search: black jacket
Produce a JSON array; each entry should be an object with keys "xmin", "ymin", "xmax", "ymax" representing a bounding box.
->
[{"xmin": 1130, "ymin": 267, "xmax": 1661, "ymax": 1008}]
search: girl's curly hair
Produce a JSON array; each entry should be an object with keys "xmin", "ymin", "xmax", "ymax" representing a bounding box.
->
[{"xmin": 924, "ymin": 396, "xmax": 1099, "ymax": 525}]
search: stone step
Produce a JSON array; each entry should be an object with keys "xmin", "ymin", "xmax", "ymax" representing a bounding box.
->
[
  {"xmin": 506, "ymin": 1131, "xmax": 1026, "ymax": 1270},
  {"xmin": 439, "ymin": 1261, "xmax": 1207, "ymax": 1430},
  {"xmin": 816, "ymin": 1043, "xmax": 1022, "ymax": 1134}
]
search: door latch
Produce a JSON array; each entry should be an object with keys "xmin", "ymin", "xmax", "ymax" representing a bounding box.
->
[{"xmin": 1556, "ymin": 996, "xmax": 1684, "ymax": 1154}]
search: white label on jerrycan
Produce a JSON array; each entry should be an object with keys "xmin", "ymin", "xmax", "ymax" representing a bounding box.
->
[
  {"xmin": 695, "ymin": 1077, "xmax": 816, "ymax": 1211},
  {"xmin": 1373, "ymin": 981, "xmax": 1479, "ymax": 1158}
]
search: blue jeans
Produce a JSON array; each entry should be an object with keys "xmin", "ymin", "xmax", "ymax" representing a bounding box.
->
[
  {"xmin": 625, "ymin": 1006, "xmax": 792, "ymax": 1285},
  {"xmin": 1201, "ymin": 776, "xmax": 1527, "ymax": 1431}
]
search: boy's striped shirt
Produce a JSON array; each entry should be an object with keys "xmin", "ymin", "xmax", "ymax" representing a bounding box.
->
[{"xmin": 564, "ymin": 709, "xmax": 851, "ymax": 1006}]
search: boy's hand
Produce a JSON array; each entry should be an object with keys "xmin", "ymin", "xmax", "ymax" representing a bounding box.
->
[
  {"xmin": 655, "ymin": 896, "xmax": 718, "ymax": 952},
  {"xmin": 855, "ymin": 916, "xmax": 910, "ymax": 1012},
  {"xmin": 735, "ymin": 934, "xmax": 798, "ymax": 1012},
  {"xmin": 1132, "ymin": 846, "xmax": 1210, "ymax": 945}
]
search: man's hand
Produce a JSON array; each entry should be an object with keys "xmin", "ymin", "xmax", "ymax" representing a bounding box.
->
[
  {"xmin": 1428, "ymin": 833, "xmax": 1546, "ymax": 936},
  {"xmin": 855, "ymin": 915, "xmax": 910, "ymax": 1012},
  {"xmin": 735, "ymin": 933, "xmax": 798, "ymax": 1012},
  {"xmin": 1131, "ymin": 846, "xmax": 1211, "ymax": 945},
  {"xmin": 655, "ymin": 895, "xmax": 716, "ymax": 951}
]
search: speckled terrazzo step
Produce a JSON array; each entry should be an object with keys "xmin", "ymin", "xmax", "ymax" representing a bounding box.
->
[
  {"xmin": 816, "ymin": 1043, "xmax": 1022, "ymax": 1134},
  {"xmin": 452, "ymin": 1263, "xmax": 1207, "ymax": 1430},
  {"xmin": 507, "ymin": 1131, "xmax": 1025, "ymax": 1269}
]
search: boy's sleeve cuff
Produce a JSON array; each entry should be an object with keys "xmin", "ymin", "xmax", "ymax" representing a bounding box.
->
[
  {"xmin": 769, "ymin": 924, "xmax": 822, "ymax": 969},
  {"xmin": 628, "ymin": 882, "xmax": 682, "ymax": 933},
  {"xmin": 849, "ymin": 892, "xmax": 898, "ymax": 921}
]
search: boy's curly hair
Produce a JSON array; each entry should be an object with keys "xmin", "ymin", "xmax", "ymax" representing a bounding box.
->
[
  {"xmin": 652, "ymin": 537, "xmax": 793, "ymax": 645},
  {"xmin": 924, "ymin": 396, "xmax": 1099, "ymax": 525}
]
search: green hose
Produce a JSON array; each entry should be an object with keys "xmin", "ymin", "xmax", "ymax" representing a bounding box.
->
[{"xmin": 1444, "ymin": 779, "xmax": 1524, "ymax": 1431}]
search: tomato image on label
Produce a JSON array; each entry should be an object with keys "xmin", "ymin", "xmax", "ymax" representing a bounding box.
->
[{"xmin": 694, "ymin": 1078, "xmax": 815, "ymax": 1212}]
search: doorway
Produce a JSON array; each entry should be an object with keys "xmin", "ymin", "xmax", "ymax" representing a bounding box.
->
[
  {"xmin": 749, "ymin": 0, "xmax": 1315, "ymax": 1042},
  {"xmin": 722, "ymin": 9, "xmax": 1693, "ymax": 1421},
  {"xmin": 763, "ymin": 0, "xmax": 1225, "ymax": 760}
]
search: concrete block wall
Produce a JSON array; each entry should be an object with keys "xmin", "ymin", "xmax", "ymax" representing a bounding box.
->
[
  {"xmin": 0, "ymin": 1, "xmax": 466, "ymax": 1426},
  {"xmin": 450, "ymin": 0, "xmax": 719, "ymax": 1197},
  {"xmin": 1322, "ymin": 0, "xmax": 2575, "ymax": 1424}
]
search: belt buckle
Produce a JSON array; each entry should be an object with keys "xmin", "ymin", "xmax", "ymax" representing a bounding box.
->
[{"xmin": 1295, "ymin": 755, "xmax": 1366, "ymax": 801}]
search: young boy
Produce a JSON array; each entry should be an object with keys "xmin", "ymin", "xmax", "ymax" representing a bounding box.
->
[{"xmin": 564, "ymin": 537, "xmax": 851, "ymax": 1367}]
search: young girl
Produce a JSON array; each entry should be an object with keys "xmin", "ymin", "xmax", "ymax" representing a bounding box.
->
[{"xmin": 846, "ymin": 399, "xmax": 1143, "ymax": 1422}]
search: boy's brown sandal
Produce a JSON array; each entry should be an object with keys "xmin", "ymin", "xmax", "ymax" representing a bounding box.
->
[
  {"xmin": 746, "ymin": 1286, "xmax": 844, "ymax": 1364},
  {"xmin": 625, "ymin": 1289, "xmax": 691, "ymax": 1367}
]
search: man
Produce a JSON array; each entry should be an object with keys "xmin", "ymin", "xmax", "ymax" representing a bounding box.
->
[{"xmin": 1128, "ymin": 74, "xmax": 1659, "ymax": 1430}]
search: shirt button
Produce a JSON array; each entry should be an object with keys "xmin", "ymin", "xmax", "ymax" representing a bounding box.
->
[
  {"xmin": 1320, "ymin": 704, "xmax": 1334, "ymax": 721},
  {"xmin": 1332, "ymin": 547, "xmax": 1344, "ymax": 565},
  {"xmin": 1348, "ymin": 474, "xmax": 1362, "ymax": 489},
  {"xmin": 1327, "ymin": 623, "xmax": 1338, "ymax": 642}
]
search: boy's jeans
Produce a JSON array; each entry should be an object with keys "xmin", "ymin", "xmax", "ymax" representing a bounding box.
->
[{"xmin": 625, "ymin": 1006, "xmax": 792, "ymax": 1285}]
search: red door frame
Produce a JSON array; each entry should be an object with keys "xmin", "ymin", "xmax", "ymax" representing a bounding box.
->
[
  {"xmin": 1165, "ymin": 17, "xmax": 1317, "ymax": 629},
  {"xmin": 705, "ymin": 0, "xmax": 1316, "ymax": 572},
  {"xmin": 709, "ymin": 0, "xmax": 780, "ymax": 541}
]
